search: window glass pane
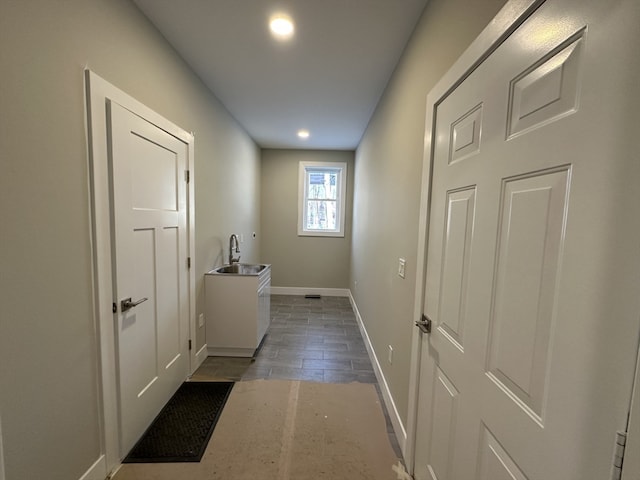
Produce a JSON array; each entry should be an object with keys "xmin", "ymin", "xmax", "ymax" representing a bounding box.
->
[
  {"xmin": 298, "ymin": 161, "xmax": 346, "ymax": 237},
  {"xmin": 307, "ymin": 171, "xmax": 337, "ymax": 200},
  {"xmin": 306, "ymin": 200, "xmax": 337, "ymax": 230}
]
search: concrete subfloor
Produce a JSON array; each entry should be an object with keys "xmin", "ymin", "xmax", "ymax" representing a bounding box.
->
[{"xmin": 114, "ymin": 295, "xmax": 405, "ymax": 479}]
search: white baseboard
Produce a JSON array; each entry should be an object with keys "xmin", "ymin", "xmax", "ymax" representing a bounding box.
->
[
  {"xmin": 195, "ymin": 343, "xmax": 208, "ymax": 371},
  {"xmin": 78, "ymin": 455, "xmax": 107, "ymax": 480},
  {"xmin": 349, "ymin": 291, "xmax": 408, "ymax": 457},
  {"xmin": 270, "ymin": 286, "xmax": 350, "ymax": 297}
]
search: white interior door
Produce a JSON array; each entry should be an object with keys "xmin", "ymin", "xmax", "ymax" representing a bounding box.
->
[
  {"xmin": 413, "ymin": 0, "xmax": 640, "ymax": 478},
  {"xmin": 109, "ymin": 101, "xmax": 191, "ymax": 457}
]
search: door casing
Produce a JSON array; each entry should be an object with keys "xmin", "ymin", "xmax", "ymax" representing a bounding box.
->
[
  {"xmin": 85, "ymin": 70, "xmax": 197, "ymax": 475},
  {"xmin": 622, "ymin": 346, "xmax": 640, "ymax": 480}
]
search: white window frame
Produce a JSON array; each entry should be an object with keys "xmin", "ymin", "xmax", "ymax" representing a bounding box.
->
[{"xmin": 298, "ymin": 161, "xmax": 347, "ymax": 237}]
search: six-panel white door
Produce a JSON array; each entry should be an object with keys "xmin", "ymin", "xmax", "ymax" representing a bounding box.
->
[
  {"xmin": 414, "ymin": 0, "xmax": 640, "ymax": 478},
  {"xmin": 109, "ymin": 101, "xmax": 191, "ymax": 458}
]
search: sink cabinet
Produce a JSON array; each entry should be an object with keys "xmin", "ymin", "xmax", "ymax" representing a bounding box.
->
[{"xmin": 205, "ymin": 265, "xmax": 271, "ymax": 357}]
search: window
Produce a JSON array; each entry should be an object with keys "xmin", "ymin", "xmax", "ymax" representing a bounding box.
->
[{"xmin": 298, "ymin": 161, "xmax": 347, "ymax": 237}]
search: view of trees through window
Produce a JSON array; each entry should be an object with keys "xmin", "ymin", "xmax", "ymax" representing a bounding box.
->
[
  {"xmin": 306, "ymin": 171, "xmax": 337, "ymax": 230},
  {"xmin": 298, "ymin": 161, "xmax": 346, "ymax": 237}
]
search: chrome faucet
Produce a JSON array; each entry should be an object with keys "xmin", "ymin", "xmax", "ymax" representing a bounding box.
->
[{"xmin": 229, "ymin": 234, "xmax": 241, "ymax": 264}]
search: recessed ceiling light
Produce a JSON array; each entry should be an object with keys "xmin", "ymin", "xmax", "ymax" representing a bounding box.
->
[
  {"xmin": 297, "ymin": 129, "xmax": 310, "ymax": 139},
  {"xmin": 269, "ymin": 15, "xmax": 294, "ymax": 40}
]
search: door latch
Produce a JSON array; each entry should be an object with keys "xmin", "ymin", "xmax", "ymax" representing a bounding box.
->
[{"xmin": 415, "ymin": 314, "xmax": 432, "ymax": 334}]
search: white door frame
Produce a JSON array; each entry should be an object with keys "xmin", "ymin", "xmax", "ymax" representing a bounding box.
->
[
  {"xmin": 84, "ymin": 70, "xmax": 196, "ymax": 474},
  {"xmin": 622, "ymin": 341, "xmax": 640, "ymax": 479},
  {"xmin": 405, "ymin": 0, "xmax": 552, "ymax": 471}
]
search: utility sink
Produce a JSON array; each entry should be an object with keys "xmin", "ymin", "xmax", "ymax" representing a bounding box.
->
[
  {"xmin": 210, "ymin": 263, "xmax": 268, "ymax": 275},
  {"xmin": 205, "ymin": 263, "xmax": 271, "ymax": 357}
]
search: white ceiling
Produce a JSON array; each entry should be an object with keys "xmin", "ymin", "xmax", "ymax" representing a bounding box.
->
[{"xmin": 132, "ymin": 0, "xmax": 429, "ymax": 150}]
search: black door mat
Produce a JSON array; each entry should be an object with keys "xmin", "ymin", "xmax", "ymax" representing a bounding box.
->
[{"xmin": 124, "ymin": 381, "xmax": 234, "ymax": 463}]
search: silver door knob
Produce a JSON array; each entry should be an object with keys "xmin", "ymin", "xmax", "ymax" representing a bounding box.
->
[{"xmin": 415, "ymin": 314, "xmax": 432, "ymax": 334}]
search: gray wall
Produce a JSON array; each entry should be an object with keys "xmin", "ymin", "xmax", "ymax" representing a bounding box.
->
[
  {"xmin": 351, "ymin": 0, "xmax": 507, "ymax": 426},
  {"xmin": 261, "ymin": 149, "xmax": 354, "ymax": 289},
  {"xmin": 0, "ymin": 1, "xmax": 259, "ymax": 479}
]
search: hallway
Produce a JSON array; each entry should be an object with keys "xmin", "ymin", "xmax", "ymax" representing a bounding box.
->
[{"xmin": 112, "ymin": 295, "xmax": 403, "ymax": 479}]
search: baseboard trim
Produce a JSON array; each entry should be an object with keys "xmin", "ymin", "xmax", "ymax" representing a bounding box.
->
[
  {"xmin": 348, "ymin": 291, "xmax": 408, "ymax": 457},
  {"xmin": 195, "ymin": 343, "xmax": 208, "ymax": 371},
  {"xmin": 270, "ymin": 286, "xmax": 350, "ymax": 297},
  {"xmin": 78, "ymin": 455, "xmax": 106, "ymax": 480}
]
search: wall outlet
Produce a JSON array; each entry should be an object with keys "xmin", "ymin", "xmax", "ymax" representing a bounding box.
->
[
  {"xmin": 388, "ymin": 345, "xmax": 393, "ymax": 364},
  {"xmin": 398, "ymin": 258, "xmax": 406, "ymax": 279},
  {"xmin": 198, "ymin": 313, "xmax": 205, "ymax": 328}
]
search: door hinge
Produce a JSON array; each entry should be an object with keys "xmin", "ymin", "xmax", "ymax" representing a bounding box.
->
[
  {"xmin": 415, "ymin": 314, "xmax": 432, "ymax": 334},
  {"xmin": 610, "ymin": 430, "xmax": 627, "ymax": 480},
  {"xmin": 188, "ymin": 339, "xmax": 192, "ymax": 351},
  {"xmin": 187, "ymin": 257, "xmax": 191, "ymax": 269},
  {"xmin": 112, "ymin": 302, "xmax": 117, "ymax": 314},
  {"xmin": 185, "ymin": 170, "xmax": 190, "ymax": 183}
]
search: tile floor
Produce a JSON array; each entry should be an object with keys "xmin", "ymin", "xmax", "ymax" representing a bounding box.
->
[
  {"xmin": 192, "ymin": 294, "xmax": 402, "ymax": 456},
  {"xmin": 195, "ymin": 295, "xmax": 376, "ymax": 383}
]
